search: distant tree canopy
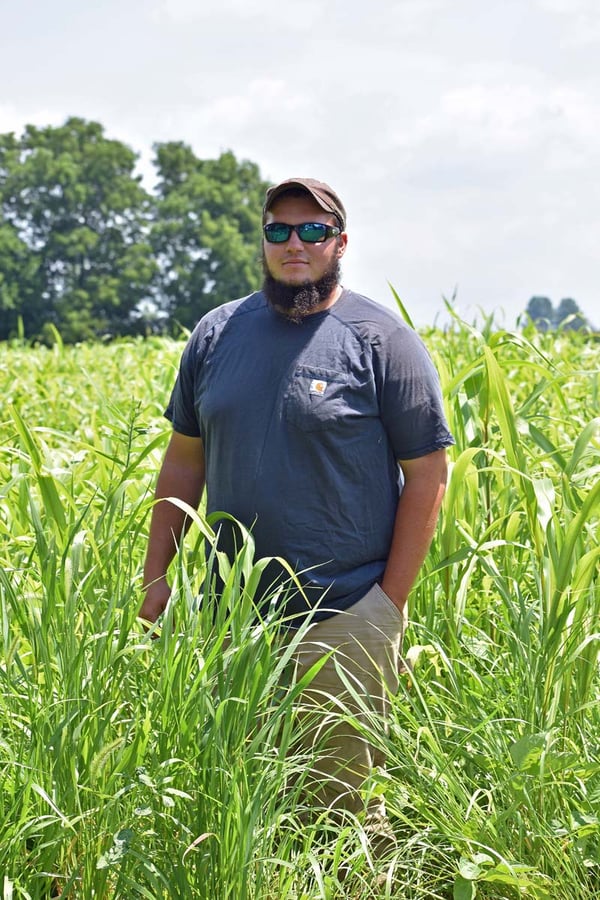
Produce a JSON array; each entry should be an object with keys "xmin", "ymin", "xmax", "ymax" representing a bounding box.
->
[
  {"xmin": 0, "ymin": 117, "xmax": 268, "ymax": 342},
  {"xmin": 525, "ymin": 296, "xmax": 590, "ymax": 332},
  {"xmin": 151, "ymin": 142, "xmax": 267, "ymax": 329}
]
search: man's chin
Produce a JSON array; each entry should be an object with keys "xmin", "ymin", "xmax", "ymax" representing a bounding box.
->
[
  {"xmin": 262, "ymin": 259, "xmax": 341, "ymax": 324},
  {"xmin": 277, "ymin": 276, "xmax": 311, "ymax": 289}
]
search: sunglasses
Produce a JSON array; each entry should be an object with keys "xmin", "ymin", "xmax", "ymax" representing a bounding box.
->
[{"xmin": 263, "ymin": 222, "xmax": 342, "ymax": 244}]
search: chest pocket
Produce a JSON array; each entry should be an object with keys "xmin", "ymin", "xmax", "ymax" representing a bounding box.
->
[{"xmin": 284, "ymin": 366, "xmax": 351, "ymax": 432}]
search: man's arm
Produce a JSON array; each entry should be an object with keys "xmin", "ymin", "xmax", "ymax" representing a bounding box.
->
[
  {"xmin": 380, "ymin": 448, "xmax": 448, "ymax": 613},
  {"xmin": 138, "ymin": 431, "xmax": 206, "ymax": 624}
]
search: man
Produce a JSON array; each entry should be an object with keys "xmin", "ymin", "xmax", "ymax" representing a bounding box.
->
[{"xmin": 139, "ymin": 177, "xmax": 454, "ymax": 818}]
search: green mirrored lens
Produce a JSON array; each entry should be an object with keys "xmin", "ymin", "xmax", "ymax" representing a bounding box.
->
[
  {"xmin": 298, "ymin": 223, "xmax": 327, "ymax": 242},
  {"xmin": 265, "ymin": 224, "xmax": 291, "ymax": 242}
]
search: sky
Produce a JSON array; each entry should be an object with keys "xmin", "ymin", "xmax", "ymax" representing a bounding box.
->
[{"xmin": 1, "ymin": 0, "xmax": 599, "ymax": 328}]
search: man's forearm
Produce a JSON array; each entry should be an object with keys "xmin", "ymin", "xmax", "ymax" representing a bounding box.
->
[
  {"xmin": 142, "ymin": 459, "xmax": 205, "ymax": 588},
  {"xmin": 381, "ymin": 449, "xmax": 448, "ymax": 611}
]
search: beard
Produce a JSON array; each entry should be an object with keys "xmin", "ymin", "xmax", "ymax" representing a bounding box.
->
[{"xmin": 262, "ymin": 253, "xmax": 341, "ymax": 324}]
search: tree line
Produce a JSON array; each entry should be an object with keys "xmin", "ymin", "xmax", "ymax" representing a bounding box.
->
[
  {"xmin": 525, "ymin": 296, "xmax": 591, "ymax": 332},
  {"xmin": 0, "ymin": 118, "xmax": 268, "ymax": 342},
  {"xmin": 1, "ymin": 117, "xmax": 594, "ymax": 343}
]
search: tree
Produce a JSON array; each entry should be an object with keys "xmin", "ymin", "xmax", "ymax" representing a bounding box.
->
[
  {"xmin": 525, "ymin": 296, "xmax": 554, "ymax": 332},
  {"xmin": 151, "ymin": 144, "xmax": 267, "ymax": 330},
  {"xmin": 524, "ymin": 296, "xmax": 590, "ymax": 332},
  {"xmin": 0, "ymin": 118, "xmax": 156, "ymax": 342},
  {"xmin": 555, "ymin": 298, "xmax": 588, "ymax": 331},
  {"xmin": 0, "ymin": 218, "xmax": 40, "ymax": 340}
]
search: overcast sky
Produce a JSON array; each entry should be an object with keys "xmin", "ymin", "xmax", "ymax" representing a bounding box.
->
[{"xmin": 2, "ymin": 0, "xmax": 598, "ymax": 328}]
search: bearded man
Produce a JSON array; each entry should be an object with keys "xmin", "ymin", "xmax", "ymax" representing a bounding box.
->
[{"xmin": 139, "ymin": 177, "xmax": 454, "ymax": 823}]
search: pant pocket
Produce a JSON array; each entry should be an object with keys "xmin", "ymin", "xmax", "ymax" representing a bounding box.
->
[{"xmin": 372, "ymin": 582, "xmax": 407, "ymax": 630}]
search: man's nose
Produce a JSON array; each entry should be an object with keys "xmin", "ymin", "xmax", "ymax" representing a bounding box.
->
[{"xmin": 285, "ymin": 228, "xmax": 304, "ymax": 250}]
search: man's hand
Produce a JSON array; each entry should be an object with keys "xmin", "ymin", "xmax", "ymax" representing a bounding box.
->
[{"xmin": 138, "ymin": 577, "xmax": 171, "ymax": 625}]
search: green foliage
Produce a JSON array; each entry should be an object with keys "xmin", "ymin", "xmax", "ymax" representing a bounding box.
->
[
  {"xmin": 0, "ymin": 320, "xmax": 599, "ymax": 897},
  {"xmin": 0, "ymin": 220, "xmax": 39, "ymax": 329},
  {"xmin": 0, "ymin": 120, "xmax": 267, "ymax": 343},
  {"xmin": 0, "ymin": 118, "xmax": 156, "ymax": 342},
  {"xmin": 150, "ymin": 144, "xmax": 267, "ymax": 330}
]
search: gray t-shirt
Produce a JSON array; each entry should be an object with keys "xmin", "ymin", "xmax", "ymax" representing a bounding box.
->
[{"xmin": 166, "ymin": 288, "xmax": 454, "ymax": 622}]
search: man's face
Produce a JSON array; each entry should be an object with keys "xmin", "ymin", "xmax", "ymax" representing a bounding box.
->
[{"xmin": 263, "ymin": 193, "xmax": 347, "ymax": 287}]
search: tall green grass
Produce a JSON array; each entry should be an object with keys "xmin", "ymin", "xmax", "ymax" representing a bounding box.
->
[{"xmin": 0, "ymin": 318, "xmax": 598, "ymax": 898}]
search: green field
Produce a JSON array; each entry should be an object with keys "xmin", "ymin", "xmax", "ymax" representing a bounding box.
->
[{"xmin": 1, "ymin": 317, "xmax": 599, "ymax": 898}]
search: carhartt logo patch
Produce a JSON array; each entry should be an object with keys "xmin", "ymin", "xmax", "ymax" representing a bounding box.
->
[{"xmin": 309, "ymin": 379, "xmax": 328, "ymax": 396}]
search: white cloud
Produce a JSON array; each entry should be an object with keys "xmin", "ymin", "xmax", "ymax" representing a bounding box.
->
[
  {"xmin": 534, "ymin": 0, "xmax": 600, "ymax": 44},
  {"xmin": 442, "ymin": 84, "xmax": 552, "ymax": 145},
  {"xmin": 153, "ymin": 78, "xmax": 319, "ymax": 178},
  {"xmin": 442, "ymin": 82, "xmax": 599, "ymax": 152},
  {"xmin": 536, "ymin": 0, "xmax": 597, "ymax": 12},
  {"xmin": 151, "ymin": 0, "xmax": 320, "ymax": 24},
  {"xmin": 387, "ymin": 75, "xmax": 600, "ymax": 172},
  {"xmin": 0, "ymin": 105, "xmax": 66, "ymax": 137},
  {"xmin": 386, "ymin": 0, "xmax": 447, "ymax": 34},
  {"xmin": 192, "ymin": 78, "xmax": 312, "ymax": 127}
]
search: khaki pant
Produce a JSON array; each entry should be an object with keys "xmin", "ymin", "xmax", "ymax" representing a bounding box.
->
[{"xmin": 289, "ymin": 582, "xmax": 407, "ymax": 816}]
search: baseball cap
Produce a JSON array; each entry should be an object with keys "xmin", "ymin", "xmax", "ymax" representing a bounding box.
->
[{"xmin": 263, "ymin": 177, "xmax": 347, "ymax": 229}]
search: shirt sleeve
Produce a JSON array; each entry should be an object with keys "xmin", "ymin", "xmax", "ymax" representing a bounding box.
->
[
  {"xmin": 164, "ymin": 328, "xmax": 206, "ymax": 437},
  {"xmin": 373, "ymin": 325, "xmax": 455, "ymax": 460}
]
